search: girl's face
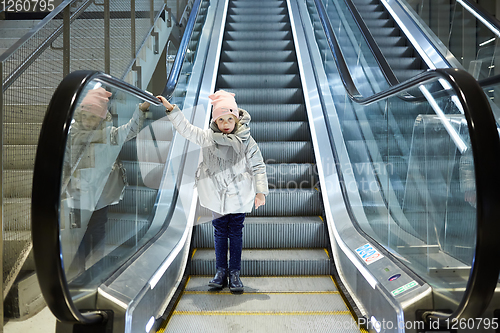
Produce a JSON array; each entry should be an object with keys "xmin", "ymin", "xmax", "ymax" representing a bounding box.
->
[
  {"xmin": 80, "ymin": 110, "xmax": 103, "ymax": 130},
  {"xmin": 216, "ymin": 114, "xmax": 237, "ymax": 133}
]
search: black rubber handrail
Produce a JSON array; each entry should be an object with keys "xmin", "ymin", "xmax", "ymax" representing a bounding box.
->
[
  {"xmin": 161, "ymin": 0, "xmax": 203, "ymax": 99},
  {"xmin": 31, "ymin": 70, "xmax": 161, "ymax": 324},
  {"xmin": 314, "ymin": 0, "xmax": 500, "ymax": 325}
]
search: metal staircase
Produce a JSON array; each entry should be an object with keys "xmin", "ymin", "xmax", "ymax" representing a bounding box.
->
[{"xmin": 349, "ymin": 0, "xmax": 427, "ymax": 82}]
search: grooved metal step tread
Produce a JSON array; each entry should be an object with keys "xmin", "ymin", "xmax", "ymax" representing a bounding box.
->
[
  {"xmin": 219, "ymin": 61, "xmax": 297, "ymax": 75},
  {"xmin": 218, "ymin": 74, "xmax": 301, "ymax": 89},
  {"xmin": 165, "ymin": 314, "xmax": 361, "ymax": 333},
  {"xmin": 226, "ymin": 23, "xmax": 290, "ymax": 32},
  {"xmin": 165, "ymin": 275, "xmax": 361, "ymax": 332},
  {"xmin": 192, "ymin": 216, "xmax": 328, "ymax": 249},
  {"xmin": 243, "ymin": 216, "xmax": 323, "ymax": 224},
  {"xmin": 224, "ymin": 31, "xmax": 292, "ymax": 41},
  {"xmin": 220, "ymin": 50, "xmax": 296, "ymax": 62},
  {"xmin": 250, "ymin": 121, "xmax": 310, "ymax": 141},
  {"xmin": 196, "ymin": 188, "xmax": 323, "ymax": 217},
  {"xmin": 238, "ymin": 103, "xmax": 306, "ymax": 121},
  {"xmin": 223, "ymin": 40, "xmax": 293, "ymax": 51},
  {"xmin": 193, "ymin": 248, "xmax": 328, "ymax": 261},
  {"xmin": 185, "ymin": 275, "xmax": 337, "ymax": 292},
  {"xmin": 227, "ymin": 14, "xmax": 287, "ymax": 23},
  {"xmin": 231, "ymin": 0, "xmax": 285, "ymax": 7},
  {"xmin": 191, "ymin": 248, "xmax": 330, "ymax": 276},
  {"xmin": 222, "ymin": 88, "xmax": 303, "ymax": 104},
  {"xmin": 174, "ymin": 291, "xmax": 347, "ymax": 313},
  {"xmin": 228, "ymin": 8, "xmax": 286, "ymax": 16}
]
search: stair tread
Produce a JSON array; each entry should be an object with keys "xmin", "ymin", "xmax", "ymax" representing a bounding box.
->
[
  {"xmin": 243, "ymin": 216, "xmax": 323, "ymax": 224},
  {"xmin": 193, "ymin": 248, "xmax": 329, "ymax": 261},
  {"xmin": 165, "ymin": 313, "xmax": 357, "ymax": 332},
  {"xmin": 185, "ymin": 275, "xmax": 337, "ymax": 292},
  {"xmin": 173, "ymin": 292, "xmax": 347, "ymax": 313}
]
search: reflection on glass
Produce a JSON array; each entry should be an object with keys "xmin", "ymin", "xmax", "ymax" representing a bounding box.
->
[
  {"xmin": 60, "ymin": 80, "xmax": 157, "ymax": 292},
  {"xmin": 403, "ymin": 0, "xmax": 500, "ymax": 111},
  {"xmin": 56, "ymin": 1, "xmax": 209, "ymax": 304},
  {"xmin": 318, "ymin": 0, "xmax": 389, "ymax": 94}
]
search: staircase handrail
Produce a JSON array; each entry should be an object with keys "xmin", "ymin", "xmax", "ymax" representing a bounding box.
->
[{"xmin": 161, "ymin": 0, "xmax": 202, "ymax": 99}]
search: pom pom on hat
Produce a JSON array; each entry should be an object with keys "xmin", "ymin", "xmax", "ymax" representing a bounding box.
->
[
  {"xmin": 80, "ymin": 87, "xmax": 112, "ymax": 118},
  {"xmin": 209, "ymin": 90, "xmax": 239, "ymax": 121}
]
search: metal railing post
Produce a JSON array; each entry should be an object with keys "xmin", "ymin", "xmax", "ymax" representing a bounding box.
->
[
  {"xmin": 131, "ymin": 0, "xmax": 136, "ymax": 59},
  {"xmin": 131, "ymin": 0, "xmax": 141, "ymax": 88},
  {"xmin": 63, "ymin": 6, "xmax": 71, "ymax": 77},
  {"xmin": 0, "ymin": 60, "xmax": 4, "ymax": 332},
  {"xmin": 167, "ymin": 6, "xmax": 172, "ymax": 28},
  {"xmin": 150, "ymin": 0, "xmax": 155, "ymax": 27},
  {"xmin": 104, "ymin": 0, "xmax": 110, "ymax": 74},
  {"xmin": 177, "ymin": 0, "xmax": 180, "ymax": 23}
]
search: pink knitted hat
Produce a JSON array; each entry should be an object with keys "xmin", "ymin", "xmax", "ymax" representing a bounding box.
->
[
  {"xmin": 209, "ymin": 90, "xmax": 239, "ymax": 121},
  {"xmin": 80, "ymin": 87, "xmax": 112, "ymax": 118}
]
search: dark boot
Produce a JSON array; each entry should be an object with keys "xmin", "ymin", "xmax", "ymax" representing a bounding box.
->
[
  {"xmin": 229, "ymin": 269, "xmax": 244, "ymax": 292},
  {"xmin": 208, "ymin": 267, "xmax": 227, "ymax": 288}
]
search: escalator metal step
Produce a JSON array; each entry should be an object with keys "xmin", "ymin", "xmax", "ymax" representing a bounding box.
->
[
  {"xmin": 231, "ymin": 0, "xmax": 285, "ymax": 8},
  {"xmin": 164, "ymin": 276, "xmax": 360, "ymax": 333},
  {"xmin": 191, "ymin": 248, "xmax": 330, "ymax": 275},
  {"xmin": 226, "ymin": 22, "xmax": 290, "ymax": 32},
  {"xmin": 195, "ymin": 188, "xmax": 323, "ymax": 217},
  {"xmin": 224, "ymin": 30, "xmax": 292, "ymax": 40},
  {"xmin": 228, "ymin": 8, "xmax": 286, "ymax": 16},
  {"xmin": 220, "ymin": 50, "xmax": 296, "ymax": 62},
  {"xmin": 259, "ymin": 141, "xmax": 314, "ymax": 163},
  {"xmin": 223, "ymin": 40, "xmax": 293, "ymax": 51},
  {"xmin": 218, "ymin": 62, "xmax": 298, "ymax": 75},
  {"xmin": 250, "ymin": 121, "xmax": 310, "ymax": 141},
  {"xmin": 226, "ymin": 88, "xmax": 303, "ymax": 104},
  {"xmin": 218, "ymin": 74, "xmax": 301, "ymax": 88},
  {"xmin": 238, "ymin": 103, "xmax": 306, "ymax": 121},
  {"xmin": 193, "ymin": 216, "xmax": 327, "ymax": 248},
  {"xmin": 227, "ymin": 14, "xmax": 287, "ymax": 23},
  {"xmin": 266, "ymin": 163, "xmax": 318, "ymax": 188}
]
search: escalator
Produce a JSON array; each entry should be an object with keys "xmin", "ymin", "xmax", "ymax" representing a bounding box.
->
[
  {"xmin": 344, "ymin": 0, "xmax": 427, "ymax": 83},
  {"xmin": 29, "ymin": 0, "xmax": 500, "ymax": 332},
  {"xmin": 163, "ymin": 0, "xmax": 358, "ymax": 330},
  {"xmin": 307, "ymin": 0, "xmax": 500, "ymax": 326}
]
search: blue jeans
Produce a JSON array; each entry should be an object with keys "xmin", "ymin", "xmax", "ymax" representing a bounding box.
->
[{"xmin": 212, "ymin": 212, "xmax": 245, "ymax": 271}]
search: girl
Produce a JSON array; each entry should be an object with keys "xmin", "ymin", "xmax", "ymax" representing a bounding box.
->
[
  {"xmin": 156, "ymin": 90, "xmax": 268, "ymax": 292},
  {"xmin": 66, "ymin": 86, "xmax": 147, "ymax": 279}
]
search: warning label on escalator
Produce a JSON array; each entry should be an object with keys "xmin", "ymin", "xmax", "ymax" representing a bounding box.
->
[{"xmin": 355, "ymin": 243, "xmax": 384, "ymax": 265}]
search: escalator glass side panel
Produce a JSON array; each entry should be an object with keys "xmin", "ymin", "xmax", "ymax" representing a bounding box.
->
[
  {"xmin": 32, "ymin": 0, "xmax": 212, "ymax": 324},
  {"xmin": 62, "ymin": 2, "xmax": 209, "ymax": 305},
  {"xmin": 307, "ymin": 0, "xmax": 477, "ymax": 311}
]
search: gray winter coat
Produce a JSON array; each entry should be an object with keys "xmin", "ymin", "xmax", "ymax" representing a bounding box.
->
[
  {"xmin": 167, "ymin": 105, "xmax": 269, "ymax": 215},
  {"xmin": 66, "ymin": 108, "xmax": 145, "ymax": 211}
]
